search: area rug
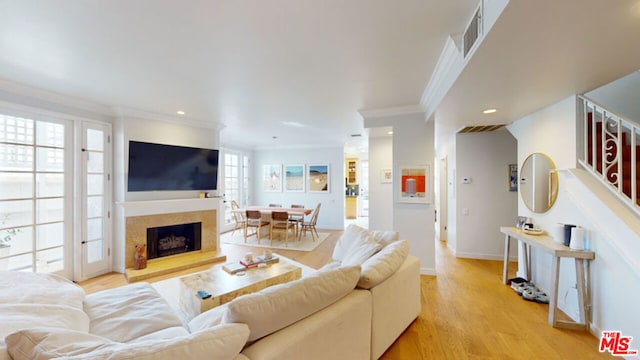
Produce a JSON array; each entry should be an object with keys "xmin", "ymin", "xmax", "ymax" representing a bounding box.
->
[{"xmin": 220, "ymin": 231, "xmax": 330, "ymax": 252}]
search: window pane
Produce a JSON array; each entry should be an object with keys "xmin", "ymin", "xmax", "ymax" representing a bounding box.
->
[
  {"xmin": 1, "ymin": 225, "xmax": 32, "ymax": 255},
  {"xmin": 87, "ymin": 151, "xmax": 103, "ymax": 173},
  {"xmin": 36, "ymin": 121, "xmax": 64, "ymax": 147},
  {"xmin": 36, "ymin": 173, "xmax": 64, "ymax": 197},
  {"xmin": 87, "ymin": 195, "xmax": 103, "ymax": 218},
  {"xmin": 87, "ymin": 218, "xmax": 102, "ymax": 241},
  {"xmin": 36, "ymin": 147, "xmax": 64, "ymax": 172},
  {"xmin": 0, "ymin": 115, "xmax": 33, "ymax": 145},
  {"xmin": 37, "ymin": 223, "xmax": 63, "ymax": 249},
  {"xmin": 0, "ymin": 144, "xmax": 33, "ymax": 171},
  {"xmin": 36, "ymin": 198, "xmax": 64, "ymax": 223},
  {"xmin": 87, "ymin": 174, "xmax": 103, "ymax": 196},
  {"xmin": 0, "ymin": 172, "xmax": 33, "ymax": 200},
  {"xmin": 0, "ymin": 200, "xmax": 33, "ymax": 228},
  {"xmin": 3, "ymin": 252, "xmax": 33, "ymax": 272},
  {"xmin": 86, "ymin": 129, "xmax": 103, "ymax": 151},
  {"xmin": 36, "ymin": 247, "xmax": 63, "ymax": 273},
  {"xmin": 87, "ymin": 239, "xmax": 103, "ymax": 263}
]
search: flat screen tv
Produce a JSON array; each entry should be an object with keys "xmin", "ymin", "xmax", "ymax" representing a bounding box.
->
[{"xmin": 127, "ymin": 141, "xmax": 219, "ymax": 192}]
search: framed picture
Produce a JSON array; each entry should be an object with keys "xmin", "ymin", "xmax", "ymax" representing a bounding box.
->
[
  {"xmin": 509, "ymin": 164, "xmax": 518, "ymax": 192},
  {"xmin": 263, "ymin": 164, "xmax": 282, "ymax": 192},
  {"xmin": 381, "ymin": 168, "xmax": 392, "ymax": 183},
  {"xmin": 516, "ymin": 216, "xmax": 527, "ymax": 229},
  {"xmin": 398, "ymin": 165, "xmax": 430, "ymax": 203},
  {"xmin": 284, "ymin": 164, "xmax": 305, "ymax": 192},
  {"xmin": 308, "ymin": 164, "xmax": 330, "ymax": 192}
]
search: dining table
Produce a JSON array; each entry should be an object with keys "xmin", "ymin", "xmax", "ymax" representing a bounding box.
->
[{"xmin": 232, "ymin": 206, "xmax": 313, "ymax": 240}]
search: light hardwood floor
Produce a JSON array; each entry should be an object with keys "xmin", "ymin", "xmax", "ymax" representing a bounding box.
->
[{"xmin": 79, "ymin": 230, "xmax": 612, "ymax": 359}]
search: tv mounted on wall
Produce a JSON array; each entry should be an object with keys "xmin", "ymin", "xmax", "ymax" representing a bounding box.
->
[{"xmin": 127, "ymin": 141, "xmax": 219, "ymax": 192}]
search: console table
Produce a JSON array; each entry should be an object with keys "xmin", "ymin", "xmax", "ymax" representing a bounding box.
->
[{"xmin": 500, "ymin": 226, "xmax": 595, "ymax": 330}]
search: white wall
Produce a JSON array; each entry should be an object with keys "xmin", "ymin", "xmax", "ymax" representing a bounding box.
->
[
  {"xmin": 508, "ymin": 95, "xmax": 640, "ymax": 339},
  {"xmin": 252, "ymin": 146, "xmax": 344, "ymax": 230},
  {"xmin": 368, "ymin": 136, "xmax": 393, "ymax": 231},
  {"xmin": 585, "ymin": 70, "xmax": 640, "ymax": 122},
  {"xmin": 393, "ymin": 116, "xmax": 436, "ymax": 274},
  {"xmin": 455, "ymin": 130, "xmax": 518, "ymax": 260}
]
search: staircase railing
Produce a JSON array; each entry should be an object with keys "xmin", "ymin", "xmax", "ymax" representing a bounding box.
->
[{"xmin": 577, "ymin": 95, "xmax": 640, "ymax": 216}]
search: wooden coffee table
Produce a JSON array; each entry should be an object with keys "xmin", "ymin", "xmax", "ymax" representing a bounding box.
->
[{"xmin": 179, "ymin": 260, "xmax": 302, "ymax": 319}]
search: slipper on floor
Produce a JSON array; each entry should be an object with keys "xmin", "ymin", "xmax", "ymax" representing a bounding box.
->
[
  {"xmin": 510, "ymin": 279, "xmax": 530, "ymax": 295},
  {"xmin": 522, "ymin": 286, "xmax": 549, "ymax": 304}
]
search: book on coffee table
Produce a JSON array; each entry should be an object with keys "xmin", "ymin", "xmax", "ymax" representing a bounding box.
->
[
  {"xmin": 222, "ymin": 261, "xmax": 247, "ymax": 274},
  {"xmin": 239, "ymin": 259, "xmax": 262, "ymax": 268},
  {"xmin": 255, "ymin": 255, "xmax": 279, "ymax": 264}
]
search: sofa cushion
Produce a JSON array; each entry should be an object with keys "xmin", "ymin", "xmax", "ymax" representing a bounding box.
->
[
  {"xmin": 0, "ymin": 304, "xmax": 90, "ymax": 356},
  {"xmin": 0, "ymin": 271, "xmax": 85, "ymax": 309},
  {"xmin": 84, "ymin": 282, "xmax": 184, "ymax": 342},
  {"xmin": 223, "ymin": 265, "xmax": 361, "ymax": 342},
  {"xmin": 5, "ymin": 324, "xmax": 250, "ymax": 360},
  {"xmin": 357, "ymin": 240, "xmax": 410, "ymax": 289}
]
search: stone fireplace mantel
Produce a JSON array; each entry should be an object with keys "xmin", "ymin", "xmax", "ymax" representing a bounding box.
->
[{"xmin": 117, "ymin": 198, "xmax": 226, "ymax": 282}]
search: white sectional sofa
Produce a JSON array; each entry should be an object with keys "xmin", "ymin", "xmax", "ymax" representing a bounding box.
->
[{"xmin": 1, "ymin": 225, "xmax": 420, "ymax": 360}]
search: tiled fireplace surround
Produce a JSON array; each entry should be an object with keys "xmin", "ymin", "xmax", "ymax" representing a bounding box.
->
[{"xmin": 119, "ymin": 198, "xmax": 226, "ymax": 282}]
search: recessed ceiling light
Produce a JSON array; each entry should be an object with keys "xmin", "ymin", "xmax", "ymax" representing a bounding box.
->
[
  {"xmin": 387, "ymin": 131, "xmax": 393, "ymax": 135},
  {"xmin": 482, "ymin": 108, "xmax": 497, "ymax": 114},
  {"xmin": 176, "ymin": 110, "xmax": 185, "ymax": 115}
]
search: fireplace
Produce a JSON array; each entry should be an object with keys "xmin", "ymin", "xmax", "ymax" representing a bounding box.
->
[{"xmin": 146, "ymin": 222, "xmax": 202, "ymax": 260}]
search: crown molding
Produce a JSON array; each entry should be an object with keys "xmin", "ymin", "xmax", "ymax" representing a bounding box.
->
[
  {"xmin": 0, "ymin": 78, "xmax": 114, "ymax": 120},
  {"xmin": 358, "ymin": 104, "xmax": 425, "ymax": 120},
  {"xmin": 420, "ymin": 36, "xmax": 464, "ymax": 120},
  {"xmin": 114, "ymin": 106, "xmax": 225, "ymax": 132}
]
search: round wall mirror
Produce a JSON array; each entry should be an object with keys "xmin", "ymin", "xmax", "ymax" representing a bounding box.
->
[{"xmin": 519, "ymin": 153, "xmax": 559, "ymax": 213}]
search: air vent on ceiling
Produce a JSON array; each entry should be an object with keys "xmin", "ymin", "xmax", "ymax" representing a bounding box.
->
[
  {"xmin": 457, "ymin": 124, "xmax": 506, "ymax": 133},
  {"xmin": 463, "ymin": 5, "xmax": 482, "ymax": 58},
  {"xmin": 350, "ymin": 134, "xmax": 362, "ymax": 137}
]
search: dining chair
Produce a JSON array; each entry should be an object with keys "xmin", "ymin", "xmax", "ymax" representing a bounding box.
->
[
  {"xmin": 245, "ymin": 210, "xmax": 269, "ymax": 244},
  {"xmin": 230, "ymin": 200, "xmax": 246, "ymax": 236},
  {"xmin": 300, "ymin": 203, "xmax": 321, "ymax": 241},
  {"xmin": 288, "ymin": 204, "xmax": 305, "ymax": 239},
  {"xmin": 270, "ymin": 211, "xmax": 294, "ymax": 247}
]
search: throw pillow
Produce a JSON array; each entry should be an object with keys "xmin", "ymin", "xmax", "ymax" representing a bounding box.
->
[
  {"xmin": 5, "ymin": 327, "xmax": 114, "ymax": 359},
  {"xmin": 6, "ymin": 324, "xmax": 250, "ymax": 360},
  {"xmin": 187, "ymin": 304, "xmax": 227, "ymax": 333},
  {"xmin": 222, "ymin": 265, "xmax": 360, "ymax": 342},
  {"xmin": 340, "ymin": 235, "xmax": 382, "ymax": 266},
  {"xmin": 357, "ymin": 240, "xmax": 409, "ymax": 289},
  {"xmin": 332, "ymin": 224, "xmax": 370, "ymax": 262},
  {"xmin": 369, "ymin": 230, "xmax": 400, "ymax": 248}
]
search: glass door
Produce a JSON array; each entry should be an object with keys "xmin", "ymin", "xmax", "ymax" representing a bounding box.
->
[
  {"xmin": 78, "ymin": 122, "xmax": 112, "ymax": 280},
  {"xmin": 0, "ymin": 113, "xmax": 72, "ymax": 277}
]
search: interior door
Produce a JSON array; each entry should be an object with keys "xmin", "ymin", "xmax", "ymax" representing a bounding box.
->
[{"xmin": 79, "ymin": 122, "xmax": 112, "ymax": 280}]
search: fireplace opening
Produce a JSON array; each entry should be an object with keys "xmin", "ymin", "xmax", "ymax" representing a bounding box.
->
[{"xmin": 146, "ymin": 222, "xmax": 202, "ymax": 260}]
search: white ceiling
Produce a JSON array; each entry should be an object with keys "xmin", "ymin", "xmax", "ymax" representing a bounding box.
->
[
  {"xmin": 1, "ymin": 1, "xmax": 639, "ymax": 151},
  {"xmin": 0, "ymin": 0, "xmax": 478, "ymax": 149},
  {"xmin": 437, "ymin": 0, "xmax": 640, "ymax": 132}
]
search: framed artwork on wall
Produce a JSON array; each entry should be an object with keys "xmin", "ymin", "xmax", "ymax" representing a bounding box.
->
[
  {"xmin": 398, "ymin": 165, "xmax": 430, "ymax": 203},
  {"xmin": 509, "ymin": 163, "xmax": 518, "ymax": 192},
  {"xmin": 381, "ymin": 168, "xmax": 392, "ymax": 183},
  {"xmin": 263, "ymin": 164, "xmax": 282, "ymax": 192},
  {"xmin": 308, "ymin": 164, "xmax": 330, "ymax": 192},
  {"xmin": 284, "ymin": 164, "xmax": 305, "ymax": 192}
]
